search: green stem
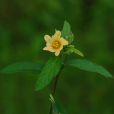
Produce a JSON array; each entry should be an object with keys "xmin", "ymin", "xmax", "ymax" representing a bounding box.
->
[
  {"xmin": 63, "ymin": 53, "xmax": 68, "ymax": 64},
  {"xmin": 49, "ymin": 67, "xmax": 62, "ymax": 114}
]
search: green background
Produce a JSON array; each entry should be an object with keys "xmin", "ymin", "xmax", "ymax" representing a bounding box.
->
[{"xmin": 0, "ymin": 0, "xmax": 114, "ymax": 114}]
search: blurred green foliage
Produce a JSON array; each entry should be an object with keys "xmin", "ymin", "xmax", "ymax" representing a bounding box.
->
[{"xmin": 0, "ymin": 0, "xmax": 114, "ymax": 114}]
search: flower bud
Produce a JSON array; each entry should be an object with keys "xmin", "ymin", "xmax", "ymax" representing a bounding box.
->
[{"xmin": 64, "ymin": 31, "xmax": 74, "ymax": 44}]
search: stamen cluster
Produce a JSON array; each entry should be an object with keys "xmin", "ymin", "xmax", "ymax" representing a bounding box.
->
[{"xmin": 52, "ymin": 41, "xmax": 61, "ymax": 49}]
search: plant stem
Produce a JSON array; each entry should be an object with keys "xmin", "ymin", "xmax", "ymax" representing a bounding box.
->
[
  {"xmin": 63, "ymin": 54, "xmax": 68, "ymax": 65},
  {"xmin": 49, "ymin": 67, "xmax": 62, "ymax": 114},
  {"xmin": 53, "ymin": 68, "xmax": 63, "ymax": 95}
]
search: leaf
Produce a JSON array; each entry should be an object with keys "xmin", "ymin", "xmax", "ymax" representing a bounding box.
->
[
  {"xmin": 1, "ymin": 62, "xmax": 44, "ymax": 74},
  {"xmin": 65, "ymin": 45, "xmax": 84, "ymax": 57},
  {"xmin": 55, "ymin": 102, "xmax": 68, "ymax": 114},
  {"xmin": 66, "ymin": 59, "xmax": 113, "ymax": 78},
  {"xmin": 52, "ymin": 102, "xmax": 68, "ymax": 114},
  {"xmin": 50, "ymin": 94, "xmax": 68, "ymax": 114},
  {"xmin": 61, "ymin": 21, "xmax": 71, "ymax": 38},
  {"xmin": 52, "ymin": 103, "xmax": 59, "ymax": 114},
  {"xmin": 35, "ymin": 55, "xmax": 62, "ymax": 91},
  {"xmin": 50, "ymin": 94, "xmax": 59, "ymax": 114}
]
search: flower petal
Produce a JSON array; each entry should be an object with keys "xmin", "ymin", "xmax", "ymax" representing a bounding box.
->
[
  {"xmin": 46, "ymin": 42, "xmax": 52, "ymax": 47},
  {"xmin": 59, "ymin": 45, "xmax": 63, "ymax": 51},
  {"xmin": 52, "ymin": 31, "xmax": 61, "ymax": 40},
  {"xmin": 43, "ymin": 47, "xmax": 55, "ymax": 52},
  {"xmin": 60, "ymin": 38, "xmax": 68, "ymax": 46},
  {"xmin": 55, "ymin": 50, "xmax": 60, "ymax": 56},
  {"xmin": 44, "ymin": 35, "xmax": 52, "ymax": 43}
]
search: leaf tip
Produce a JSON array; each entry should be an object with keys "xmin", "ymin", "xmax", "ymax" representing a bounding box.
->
[
  {"xmin": 81, "ymin": 54, "xmax": 84, "ymax": 57},
  {"xmin": 107, "ymin": 74, "xmax": 113, "ymax": 78},
  {"xmin": 1, "ymin": 69, "xmax": 5, "ymax": 74},
  {"xmin": 35, "ymin": 85, "xmax": 39, "ymax": 91}
]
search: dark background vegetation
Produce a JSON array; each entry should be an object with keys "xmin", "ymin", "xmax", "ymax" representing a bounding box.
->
[{"xmin": 0, "ymin": 0, "xmax": 114, "ymax": 114}]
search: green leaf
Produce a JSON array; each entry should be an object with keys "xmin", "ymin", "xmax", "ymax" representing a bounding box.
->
[
  {"xmin": 52, "ymin": 103, "xmax": 59, "ymax": 114},
  {"xmin": 50, "ymin": 94, "xmax": 59, "ymax": 114},
  {"xmin": 35, "ymin": 55, "xmax": 62, "ymax": 91},
  {"xmin": 65, "ymin": 45, "xmax": 84, "ymax": 57},
  {"xmin": 55, "ymin": 102, "xmax": 68, "ymax": 114},
  {"xmin": 1, "ymin": 62, "xmax": 44, "ymax": 74},
  {"xmin": 61, "ymin": 21, "xmax": 71, "ymax": 38},
  {"xmin": 66, "ymin": 59, "xmax": 113, "ymax": 78},
  {"xmin": 50, "ymin": 94, "xmax": 68, "ymax": 114},
  {"xmin": 52, "ymin": 102, "xmax": 68, "ymax": 114}
]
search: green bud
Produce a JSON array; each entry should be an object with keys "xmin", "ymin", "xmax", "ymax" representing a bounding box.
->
[
  {"xmin": 49, "ymin": 94, "xmax": 55, "ymax": 103},
  {"xmin": 64, "ymin": 31, "xmax": 74, "ymax": 44}
]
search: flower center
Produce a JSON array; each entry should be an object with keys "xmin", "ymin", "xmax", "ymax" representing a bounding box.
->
[{"xmin": 52, "ymin": 41, "xmax": 61, "ymax": 49}]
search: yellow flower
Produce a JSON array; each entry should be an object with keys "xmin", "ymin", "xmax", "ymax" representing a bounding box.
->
[{"xmin": 43, "ymin": 31, "xmax": 68, "ymax": 56}]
